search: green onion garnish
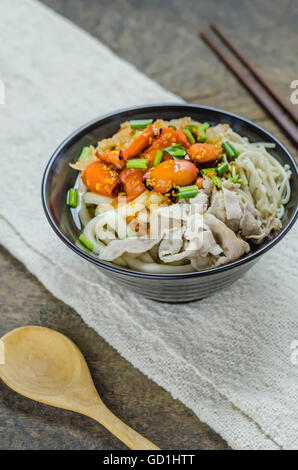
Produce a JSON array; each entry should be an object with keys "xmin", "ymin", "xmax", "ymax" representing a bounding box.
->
[
  {"xmin": 200, "ymin": 168, "xmax": 216, "ymax": 176},
  {"xmin": 216, "ymin": 162, "xmax": 229, "ymax": 177},
  {"xmin": 178, "ymin": 190, "xmax": 198, "ymax": 199},
  {"xmin": 126, "ymin": 158, "xmax": 148, "ymax": 169},
  {"xmin": 163, "ymin": 144, "xmax": 187, "ymax": 160},
  {"xmin": 183, "ymin": 128, "xmax": 195, "ymax": 145},
  {"xmin": 178, "ymin": 185, "xmax": 199, "ymax": 199},
  {"xmin": 75, "ymin": 240, "xmax": 92, "ymax": 254},
  {"xmin": 67, "ymin": 188, "xmax": 78, "ymax": 208},
  {"xmin": 231, "ymin": 165, "xmax": 241, "ymax": 183},
  {"xmin": 185, "ymin": 124, "xmax": 199, "ymax": 132},
  {"xmin": 168, "ymin": 125, "xmax": 177, "ymax": 130},
  {"xmin": 77, "ymin": 146, "xmax": 90, "ymax": 161},
  {"xmin": 153, "ymin": 149, "xmax": 163, "ymax": 167},
  {"xmin": 222, "ymin": 141, "xmax": 240, "ymax": 160},
  {"xmin": 129, "ymin": 119, "xmax": 153, "ymax": 129},
  {"xmin": 78, "ymin": 234, "xmax": 94, "ymax": 251},
  {"xmin": 211, "ymin": 175, "xmax": 222, "ymax": 189},
  {"xmin": 179, "ymin": 185, "xmax": 199, "ymax": 193},
  {"xmin": 198, "ymin": 122, "xmax": 210, "ymax": 142},
  {"xmin": 126, "ymin": 231, "xmax": 137, "ymax": 238}
]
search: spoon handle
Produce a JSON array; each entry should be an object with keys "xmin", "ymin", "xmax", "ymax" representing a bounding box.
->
[{"xmin": 85, "ymin": 403, "xmax": 160, "ymax": 450}]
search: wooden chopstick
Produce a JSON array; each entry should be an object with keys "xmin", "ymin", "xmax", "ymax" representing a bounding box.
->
[
  {"xmin": 210, "ymin": 23, "xmax": 298, "ymax": 124},
  {"xmin": 200, "ymin": 31, "xmax": 298, "ymax": 146}
]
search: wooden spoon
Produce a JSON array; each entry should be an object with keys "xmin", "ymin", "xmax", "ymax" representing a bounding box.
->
[{"xmin": 0, "ymin": 326, "xmax": 160, "ymax": 450}]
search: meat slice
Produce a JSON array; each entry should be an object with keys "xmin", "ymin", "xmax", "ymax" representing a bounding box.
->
[
  {"xmin": 208, "ymin": 188, "xmax": 226, "ymax": 222},
  {"xmin": 203, "ymin": 213, "xmax": 250, "ymax": 265}
]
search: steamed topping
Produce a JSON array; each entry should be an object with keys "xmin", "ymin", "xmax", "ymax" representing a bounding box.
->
[
  {"xmin": 143, "ymin": 160, "xmax": 198, "ymax": 195},
  {"xmin": 187, "ymin": 143, "xmax": 218, "ymax": 164},
  {"xmin": 72, "ymin": 119, "xmax": 231, "ymax": 204},
  {"xmin": 81, "ymin": 161, "xmax": 119, "ymax": 198},
  {"xmin": 67, "ymin": 118, "xmax": 291, "ymax": 273},
  {"xmin": 119, "ymin": 168, "xmax": 146, "ymax": 202},
  {"xmin": 70, "ymin": 120, "xmax": 259, "ymax": 204},
  {"xmin": 144, "ymin": 127, "xmax": 189, "ymax": 167},
  {"xmin": 122, "ymin": 125, "xmax": 155, "ymax": 160},
  {"xmin": 96, "ymin": 149, "xmax": 125, "ymax": 170}
]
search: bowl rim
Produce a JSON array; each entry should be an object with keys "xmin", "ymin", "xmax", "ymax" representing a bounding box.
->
[{"xmin": 42, "ymin": 103, "xmax": 298, "ymax": 280}]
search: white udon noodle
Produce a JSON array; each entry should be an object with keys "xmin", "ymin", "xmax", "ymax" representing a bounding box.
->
[
  {"xmin": 77, "ymin": 127, "xmax": 291, "ymax": 273},
  {"xmin": 224, "ymin": 128, "xmax": 291, "ymax": 220}
]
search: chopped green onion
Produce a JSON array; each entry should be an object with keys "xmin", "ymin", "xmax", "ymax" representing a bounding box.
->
[
  {"xmin": 179, "ymin": 185, "xmax": 199, "ymax": 193},
  {"xmin": 183, "ymin": 128, "xmax": 195, "ymax": 145},
  {"xmin": 198, "ymin": 122, "xmax": 210, "ymax": 142},
  {"xmin": 163, "ymin": 144, "xmax": 187, "ymax": 160},
  {"xmin": 129, "ymin": 119, "xmax": 153, "ymax": 129},
  {"xmin": 153, "ymin": 149, "xmax": 163, "ymax": 167},
  {"xmin": 211, "ymin": 175, "xmax": 222, "ymax": 189},
  {"xmin": 78, "ymin": 234, "xmax": 94, "ymax": 251},
  {"xmin": 172, "ymin": 154, "xmax": 186, "ymax": 161},
  {"xmin": 126, "ymin": 231, "xmax": 137, "ymax": 238},
  {"xmin": 77, "ymin": 146, "xmax": 90, "ymax": 161},
  {"xmin": 200, "ymin": 168, "xmax": 216, "ymax": 176},
  {"xmin": 216, "ymin": 162, "xmax": 229, "ymax": 177},
  {"xmin": 222, "ymin": 141, "xmax": 240, "ymax": 160},
  {"xmin": 178, "ymin": 191, "xmax": 198, "ymax": 199},
  {"xmin": 231, "ymin": 165, "xmax": 241, "ymax": 183},
  {"xmin": 178, "ymin": 186, "xmax": 199, "ymax": 199},
  {"xmin": 67, "ymin": 188, "xmax": 78, "ymax": 208},
  {"xmin": 168, "ymin": 125, "xmax": 177, "ymax": 130},
  {"xmin": 185, "ymin": 124, "xmax": 199, "ymax": 132},
  {"xmin": 126, "ymin": 158, "xmax": 148, "ymax": 169},
  {"xmin": 76, "ymin": 239, "xmax": 92, "ymax": 254}
]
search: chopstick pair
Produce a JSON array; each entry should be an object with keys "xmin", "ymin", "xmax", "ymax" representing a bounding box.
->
[{"xmin": 200, "ymin": 24, "xmax": 298, "ymax": 146}]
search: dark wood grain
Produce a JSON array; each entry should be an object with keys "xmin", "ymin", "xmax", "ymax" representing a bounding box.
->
[
  {"xmin": 41, "ymin": 0, "xmax": 298, "ymax": 157},
  {"xmin": 0, "ymin": 246, "xmax": 229, "ymax": 450},
  {"xmin": 1, "ymin": 0, "xmax": 297, "ymax": 450}
]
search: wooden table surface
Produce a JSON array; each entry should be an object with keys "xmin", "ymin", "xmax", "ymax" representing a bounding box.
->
[{"xmin": 1, "ymin": 0, "xmax": 297, "ymax": 450}]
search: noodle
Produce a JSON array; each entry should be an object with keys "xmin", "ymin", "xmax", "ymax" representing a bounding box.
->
[
  {"xmin": 226, "ymin": 128, "xmax": 291, "ymax": 220},
  {"xmin": 77, "ymin": 179, "xmax": 91, "ymax": 227},
  {"xmin": 122, "ymin": 254, "xmax": 194, "ymax": 274},
  {"xmin": 70, "ymin": 119, "xmax": 292, "ymax": 273}
]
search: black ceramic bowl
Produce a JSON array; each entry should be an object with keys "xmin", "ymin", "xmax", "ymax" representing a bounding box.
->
[{"xmin": 42, "ymin": 104, "xmax": 298, "ymax": 302}]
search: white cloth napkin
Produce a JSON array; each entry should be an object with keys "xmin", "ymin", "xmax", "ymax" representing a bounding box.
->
[{"xmin": 1, "ymin": 0, "xmax": 297, "ymax": 450}]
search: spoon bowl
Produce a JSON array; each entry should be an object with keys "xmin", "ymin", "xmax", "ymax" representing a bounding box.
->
[{"xmin": 0, "ymin": 326, "xmax": 159, "ymax": 450}]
